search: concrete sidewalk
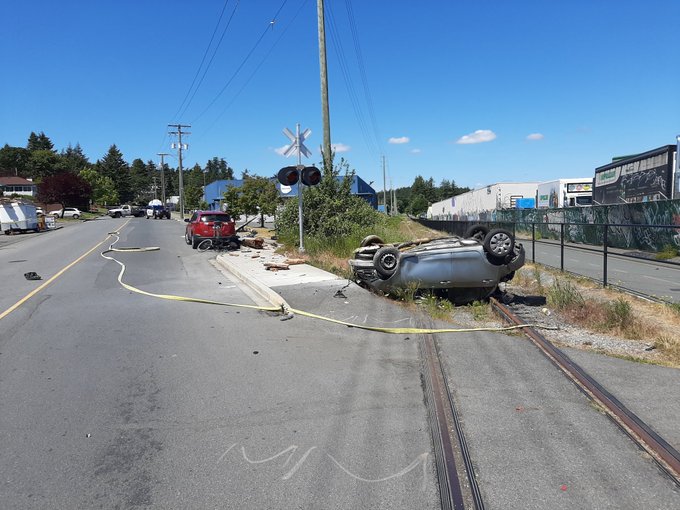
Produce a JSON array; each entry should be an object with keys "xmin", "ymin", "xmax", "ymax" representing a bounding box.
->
[{"xmin": 215, "ymin": 243, "xmax": 340, "ymax": 309}]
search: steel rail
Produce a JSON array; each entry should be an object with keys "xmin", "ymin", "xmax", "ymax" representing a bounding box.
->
[
  {"xmin": 420, "ymin": 318, "xmax": 485, "ymax": 510},
  {"xmin": 491, "ymin": 298, "xmax": 680, "ymax": 486}
]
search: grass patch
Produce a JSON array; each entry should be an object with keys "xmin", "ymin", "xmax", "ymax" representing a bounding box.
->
[
  {"xmin": 655, "ymin": 244, "xmax": 679, "ymax": 260},
  {"xmin": 467, "ymin": 300, "xmax": 491, "ymax": 321},
  {"xmin": 417, "ymin": 292, "xmax": 455, "ymax": 320},
  {"xmin": 547, "ymin": 279, "xmax": 585, "ymax": 310}
]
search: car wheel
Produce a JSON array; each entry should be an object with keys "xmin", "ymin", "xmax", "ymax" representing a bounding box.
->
[
  {"xmin": 360, "ymin": 235, "xmax": 385, "ymax": 247},
  {"xmin": 72, "ymin": 214, "xmax": 80, "ymax": 219},
  {"xmin": 464, "ymin": 224, "xmax": 489, "ymax": 242},
  {"xmin": 373, "ymin": 246, "xmax": 400, "ymax": 279},
  {"xmin": 483, "ymin": 229, "xmax": 515, "ymax": 261},
  {"xmin": 192, "ymin": 236, "xmax": 200, "ymax": 249},
  {"xmin": 185, "ymin": 231, "xmax": 191, "ymax": 245}
]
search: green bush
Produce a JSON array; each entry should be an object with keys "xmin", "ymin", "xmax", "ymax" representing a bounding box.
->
[
  {"xmin": 547, "ymin": 279, "xmax": 585, "ymax": 310},
  {"xmin": 277, "ymin": 157, "xmax": 383, "ymax": 253}
]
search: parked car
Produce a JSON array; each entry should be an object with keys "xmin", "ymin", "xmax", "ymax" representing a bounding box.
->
[
  {"xmin": 184, "ymin": 210, "xmax": 236, "ymax": 249},
  {"xmin": 348, "ymin": 225, "xmax": 525, "ymax": 305},
  {"xmin": 48, "ymin": 207, "xmax": 82, "ymax": 219}
]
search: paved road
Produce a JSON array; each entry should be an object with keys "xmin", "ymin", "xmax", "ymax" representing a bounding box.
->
[
  {"xmin": 527, "ymin": 239, "xmax": 680, "ymax": 302},
  {"xmin": 1, "ymin": 218, "xmax": 679, "ymax": 509},
  {"xmin": 0, "ymin": 218, "xmax": 438, "ymax": 509}
]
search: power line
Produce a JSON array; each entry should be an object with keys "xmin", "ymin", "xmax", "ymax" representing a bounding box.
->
[
  {"xmin": 325, "ymin": 1, "xmax": 380, "ymax": 159},
  {"xmin": 169, "ymin": 0, "xmax": 236, "ymax": 123},
  {"xmin": 191, "ymin": 0, "xmax": 291, "ymax": 124},
  {"xmin": 197, "ymin": 0, "xmax": 311, "ymax": 139},
  {"xmin": 175, "ymin": 0, "xmax": 242, "ymax": 122},
  {"xmin": 345, "ymin": 0, "xmax": 383, "ymax": 155}
]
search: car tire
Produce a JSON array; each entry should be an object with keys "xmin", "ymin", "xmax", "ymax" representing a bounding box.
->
[
  {"xmin": 185, "ymin": 231, "xmax": 192, "ymax": 245},
  {"xmin": 373, "ymin": 246, "xmax": 400, "ymax": 279},
  {"xmin": 360, "ymin": 235, "xmax": 385, "ymax": 247},
  {"xmin": 464, "ymin": 224, "xmax": 489, "ymax": 242},
  {"xmin": 192, "ymin": 236, "xmax": 201, "ymax": 249},
  {"xmin": 483, "ymin": 229, "xmax": 515, "ymax": 262},
  {"xmin": 72, "ymin": 214, "xmax": 80, "ymax": 219}
]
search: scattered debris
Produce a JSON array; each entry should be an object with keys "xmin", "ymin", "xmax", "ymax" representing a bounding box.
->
[
  {"xmin": 24, "ymin": 272, "xmax": 41, "ymax": 280},
  {"xmin": 265, "ymin": 262, "xmax": 290, "ymax": 271},
  {"xmin": 241, "ymin": 237, "xmax": 265, "ymax": 249},
  {"xmin": 334, "ymin": 290, "xmax": 347, "ymax": 299},
  {"xmin": 280, "ymin": 313, "xmax": 294, "ymax": 321}
]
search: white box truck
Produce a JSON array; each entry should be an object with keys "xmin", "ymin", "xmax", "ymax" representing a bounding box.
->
[{"xmin": 537, "ymin": 179, "xmax": 593, "ymax": 208}]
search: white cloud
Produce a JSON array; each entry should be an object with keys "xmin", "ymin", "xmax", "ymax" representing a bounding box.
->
[
  {"xmin": 526, "ymin": 133, "xmax": 544, "ymax": 141},
  {"xmin": 411, "ymin": 148, "xmax": 421, "ymax": 154},
  {"xmin": 331, "ymin": 143, "xmax": 351, "ymax": 153},
  {"xmin": 274, "ymin": 145, "xmax": 288, "ymax": 156},
  {"xmin": 455, "ymin": 129, "xmax": 497, "ymax": 145},
  {"xmin": 388, "ymin": 136, "xmax": 410, "ymax": 144}
]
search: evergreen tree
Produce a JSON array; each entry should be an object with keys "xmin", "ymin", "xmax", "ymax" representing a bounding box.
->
[
  {"xmin": 60, "ymin": 143, "xmax": 90, "ymax": 173},
  {"xmin": 95, "ymin": 145, "xmax": 132, "ymax": 203},
  {"xmin": 130, "ymin": 158, "xmax": 152, "ymax": 203},
  {"xmin": 26, "ymin": 131, "xmax": 55, "ymax": 152}
]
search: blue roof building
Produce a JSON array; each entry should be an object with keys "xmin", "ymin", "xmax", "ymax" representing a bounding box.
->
[
  {"xmin": 204, "ymin": 175, "xmax": 378, "ymax": 210},
  {"xmin": 277, "ymin": 175, "xmax": 378, "ymax": 209}
]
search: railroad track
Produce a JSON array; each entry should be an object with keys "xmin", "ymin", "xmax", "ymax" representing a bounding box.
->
[
  {"xmin": 418, "ymin": 299, "xmax": 680, "ymax": 509},
  {"xmin": 490, "ymin": 297, "xmax": 680, "ymax": 486}
]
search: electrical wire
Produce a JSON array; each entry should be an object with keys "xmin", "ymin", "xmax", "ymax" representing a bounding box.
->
[
  {"xmin": 191, "ymin": 0, "xmax": 291, "ymax": 125},
  {"xmin": 197, "ymin": 0, "xmax": 311, "ymax": 140},
  {"xmin": 169, "ymin": 0, "xmax": 237, "ymax": 124},
  {"xmin": 325, "ymin": 1, "xmax": 380, "ymax": 159},
  {"xmin": 345, "ymin": 0, "xmax": 383, "ymax": 155}
]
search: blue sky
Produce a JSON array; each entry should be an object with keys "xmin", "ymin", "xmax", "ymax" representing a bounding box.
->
[{"xmin": 2, "ymin": 0, "xmax": 679, "ymax": 191}]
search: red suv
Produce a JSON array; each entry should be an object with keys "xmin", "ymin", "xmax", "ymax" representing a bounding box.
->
[{"xmin": 184, "ymin": 211, "xmax": 236, "ymax": 249}]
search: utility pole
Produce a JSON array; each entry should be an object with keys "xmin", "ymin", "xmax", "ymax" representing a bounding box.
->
[
  {"xmin": 168, "ymin": 124, "xmax": 190, "ymax": 218},
  {"xmin": 157, "ymin": 152, "xmax": 168, "ymax": 205},
  {"xmin": 382, "ymin": 155, "xmax": 387, "ymax": 213},
  {"xmin": 317, "ymin": 0, "xmax": 332, "ymax": 169}
]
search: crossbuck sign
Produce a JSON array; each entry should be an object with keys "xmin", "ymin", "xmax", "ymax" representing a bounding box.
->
[{"xmin": 282, "ymin": 126, "xmax": 312, "ymax": 159}]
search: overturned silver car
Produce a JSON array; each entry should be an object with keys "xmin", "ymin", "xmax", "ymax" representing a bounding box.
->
[{"xmin": 348, "ymin": 225, "xmax": 525, "ymax": 305}]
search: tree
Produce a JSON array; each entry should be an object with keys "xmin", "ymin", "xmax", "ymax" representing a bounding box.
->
[
  {"xmin": 60, "ymin": 143, "xmax": 90, "ymax": 174},
  {"xmin": 27, "ymin": 131, "xmax": 55, "ymax": 152},
  {"xmin": 239, "ymin": 176, "xmax": 280, "ymax": 227},
  {"xmin": 29, "ymin": 149, "xmax": 62, "ymax": 181},
  {"xmin": 95, "ymin": 145, "xmax": 132, "ymax": 203},
  {"xmin": 277, "ymin": 156, "xmax": 379, "ymax": 242},
  {"xmin": 0, "ymin": 145, "xmax": 30, "ymax": 176},
  {"xmin": 205, "ymin": 157, "xmax": 233, "ymax": 184},
  {"xmin": 130, "ymin": 158, "xmax": 152, "ymax": 203},
  {"xmin": 37, "ymin": 173, "xmax": 92, "ymax": 214},
  {"xmin": 79, "ymin": 168, "xmax": 118, "ymax": 206}
]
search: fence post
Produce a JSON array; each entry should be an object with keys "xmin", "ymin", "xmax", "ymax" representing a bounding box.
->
[
  {"xmin": 560, "ymin": 223, "xmax": 565, "ymax": 272},
  {"xmin": 603, "ymin": 224, "xmax": 608, "ymax": 288},
  {"xmin": 532, "ymin": 222, "xmax": 536, "ymax": 263}
]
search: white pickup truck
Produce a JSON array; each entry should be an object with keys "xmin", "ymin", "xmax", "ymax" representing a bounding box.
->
[{"xmin": 107, "ymin": 204, "xmax": 145, "ymax": 218}]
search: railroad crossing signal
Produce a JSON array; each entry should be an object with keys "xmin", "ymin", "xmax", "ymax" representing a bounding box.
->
[
  {"xmin": 282, "ymin": 126, "xmax": 312, "ymax": 158},
  {"xmin": 277, "ymin": 165, "xmax": 321, "ymax": 187}
]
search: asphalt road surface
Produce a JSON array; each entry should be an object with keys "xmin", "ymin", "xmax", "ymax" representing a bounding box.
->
[{"xmin": 1, "ymin": 218, "xmax": 678, "ymax": 509}]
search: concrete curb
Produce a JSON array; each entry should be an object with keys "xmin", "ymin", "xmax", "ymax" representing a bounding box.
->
[{"xmin": 215, "ymin": 254, "xmax": 290, "ymax": 311}]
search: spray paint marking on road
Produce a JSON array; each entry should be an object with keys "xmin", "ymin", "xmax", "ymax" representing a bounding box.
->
[{"xmin": 217, "ymin": 443, "xmax": 429, "ymax": 489}]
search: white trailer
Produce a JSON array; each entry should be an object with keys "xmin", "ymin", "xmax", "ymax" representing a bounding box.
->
[
  {"xmin": 537, "ymin": 178, "xmax": 593, "ymax": 208},
  {"xmin": 0, "ymin": 201, "xmax": 39, "ymax": 234},
  {"xmin": 428, "ymin": 182, "xmax": 539, "ymax": 220}
]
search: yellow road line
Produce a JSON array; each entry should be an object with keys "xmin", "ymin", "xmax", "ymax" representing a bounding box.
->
[{"xmin": 0, "ymin": 233, "xmax": 116, "ymax": 321}]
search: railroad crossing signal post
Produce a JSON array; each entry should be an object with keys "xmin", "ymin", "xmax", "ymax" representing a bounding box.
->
[{"xmin": 278, "ymin": 124, "xmax": 320, "ymax": 252}]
